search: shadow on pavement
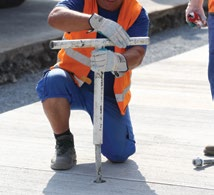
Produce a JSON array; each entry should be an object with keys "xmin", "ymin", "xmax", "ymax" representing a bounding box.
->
[{"xmin": 43, "ymin": 160, "xmax": 157, "ymax": 195}]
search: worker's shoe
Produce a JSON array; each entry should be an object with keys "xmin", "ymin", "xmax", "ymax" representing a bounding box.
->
[
  {"xmin": 204, "ymin": 145, "xmax": 214, "ymax": 156},
  {"xmin": 51, "ymin": 134, "xmax": 77, "ymax": 170}
]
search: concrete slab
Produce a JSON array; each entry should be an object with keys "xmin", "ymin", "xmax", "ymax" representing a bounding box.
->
[
  {"xmin": 1, "ymin": 44, "xmax": 214, "ymax": 194},
  {"xmin": 0, "ymin": 0, "xmax": 213, "ymax": 194}
]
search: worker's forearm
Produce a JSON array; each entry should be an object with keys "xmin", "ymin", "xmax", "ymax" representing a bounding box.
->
[
  {"xmin": 123, "ymin": 46, "xmax": 146, "ymax": 70},
  {"xmin": 189, "ymin": 0, "xmax": 204, "ymax": 7},
  {"xmin": 48, "ymin": 7, "xmax": 92, "ymax": 32}
]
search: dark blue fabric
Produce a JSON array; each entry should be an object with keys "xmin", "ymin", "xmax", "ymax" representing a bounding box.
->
[
  {"xmin": 208, "ymin": 14, "xmax": 214, "ymax": 98},
  {"xmin": 56, "ymin": 0, "xmax": 84, "ymax": 11}
]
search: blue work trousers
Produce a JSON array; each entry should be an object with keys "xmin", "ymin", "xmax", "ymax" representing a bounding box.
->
[
  {"xmin": 208, "ymin": 14, "xmax": 214, "ymax": 98},
  {"xmin": 36, "ymin": 68, "xmax": 136, "ymax": 162}
]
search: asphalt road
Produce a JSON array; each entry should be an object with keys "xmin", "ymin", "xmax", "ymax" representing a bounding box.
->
[{"xmin": 0, "ymin": 25, "xmax": 209, "ymax": 113}]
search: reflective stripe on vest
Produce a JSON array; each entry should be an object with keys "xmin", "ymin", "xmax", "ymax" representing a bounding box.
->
[
  {"xmin": 61, "ymin": 35, "xmax": 91, "ymax": 68},
  {"xmin": 115, "ymin": 85, "xmax": 130, "ymax": 102},
  {"xmin": 65, "ymin": 47, "xmax": 90, "ymax": 67}
]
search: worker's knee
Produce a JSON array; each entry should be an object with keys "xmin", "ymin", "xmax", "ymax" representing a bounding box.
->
[
  {"xmin": 36, "ymin": 68, "xmax": 73, "ymax": 102},
  {"xmin": 102, "ymin": 144, "xmax": 136, "ymax": 163}
]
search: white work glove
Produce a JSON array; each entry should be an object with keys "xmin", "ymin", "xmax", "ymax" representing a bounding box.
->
[
  {"xmin": 185, "ymin": 0, "xmax": 207, "ymax": 27},
  {"xmin": 90, "ymin": 49, "xmax": 128, "ymax": 73},
  {"xmin": 89, "ymin": 13, "xmax": 130, "ymax": 48}
]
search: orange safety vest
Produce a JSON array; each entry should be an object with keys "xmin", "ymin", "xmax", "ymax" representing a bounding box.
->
[
  {"xmin": 209, "ymin": 0, "xmax": 214, "ymax": 13},
  {"xmin": 54, "ymin": 0, "xmax": 142, "ymax": 115}
]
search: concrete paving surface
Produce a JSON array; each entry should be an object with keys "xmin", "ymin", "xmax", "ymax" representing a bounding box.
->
[
  {"xmin": 1, "ymin": 44, "xmax": 213, "ymax": 195},
  {"xmin": 0, "ymin": 0, "xmax": 214, "ymax": 194}
]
